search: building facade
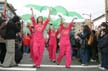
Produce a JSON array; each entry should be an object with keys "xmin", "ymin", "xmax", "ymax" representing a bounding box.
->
[{"xmin": 93, "ymin": 14, "xmax": 105, "ymax": 30}]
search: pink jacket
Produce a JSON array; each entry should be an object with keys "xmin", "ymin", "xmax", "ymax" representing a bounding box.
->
[
  {"xmin": 31, "ymin": 16, "xmax": 50, "ymax": 43},
  {"xmin": 48, "ymin": 29, "xmax": 58, "ymax": 45},
  {"xmin": 59, "ymin": 22, "xmax": 73, "ymax": 45}
]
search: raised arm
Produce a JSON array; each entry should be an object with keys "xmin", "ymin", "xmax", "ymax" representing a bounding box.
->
[
  {"xmin": 56, "ymin": 29, "xmax": 59, "ymax": 36},
  {"xmin": 47, "ymin": 28, "xmax": 51, "ymax": 35},
  {"xmin": 58, "ymin": 15, "xmax": 64, "ymax": 32},
  {"xmin": 68, "ymin": 21, "xmax": 73, "ymax": 30},
  {"xmin": 30, "ymin": 8, "xmax": 37, "ymax": 26},
  {"xmin": 58, "ymin": 15, "xmax": 63, "ymax": 24},
  {"xmin": 59, "ymin": 23, "xmax": 64, "ymax": 32},
  {"xmin": 43, "ymin": 9, "xmax": 51, "ymax": 29},
  {"xmin": 43, "ymin": 19, "xmax": 50, "ymax": 29},
  {"xmin": 68, "ymin": 18, "xmax": 77, "ymax": 30}
]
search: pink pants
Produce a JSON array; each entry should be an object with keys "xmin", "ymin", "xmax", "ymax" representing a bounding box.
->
[
  {"xmin": 48, "ymin": 44, "xmax": 56, "ymax": 61},
  {"xmin": 57, "ymin": 44, "xmax": 72, "ymax": 67},
  {"xmin": 32, "ymin": 42, "xmax": 45, "ymax": 67}
]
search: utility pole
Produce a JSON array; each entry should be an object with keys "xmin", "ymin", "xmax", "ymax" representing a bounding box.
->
[{"xmin": 105, "ymin": 0, "xmax": 108, "ymax": 22}]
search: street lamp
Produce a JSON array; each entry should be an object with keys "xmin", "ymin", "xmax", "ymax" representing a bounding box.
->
[
  {"xmin": 82, "ymin": 13, "xmax": 92, "ymax": 29},
  {"xmin": 72, "ymin": 17, "xmax": 77, "ymax": 22}
]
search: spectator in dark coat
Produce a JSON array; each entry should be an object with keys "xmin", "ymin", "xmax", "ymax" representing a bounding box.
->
[
  {"xmin": 0, "ymin": 14, "xmax": 6, "ymax": 64},
  {"xmin": 1, "ymin": 15, "xmax": 21, "ymax": 67},
  {"xmin": 98, "ymin": 23, "xmax": 108, "ymax": 70},
  {"xmin": 70, "ymin": 30, "xmax": 77, "ymax": 58},
  {"xmin": 78, "ymin": 25, "xmax": 91, "ymax": 65}
]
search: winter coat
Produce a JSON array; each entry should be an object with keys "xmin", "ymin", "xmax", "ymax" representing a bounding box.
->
[{"xmin": 97, "ymin": 34, "xmax": 108, "ymax": 53}]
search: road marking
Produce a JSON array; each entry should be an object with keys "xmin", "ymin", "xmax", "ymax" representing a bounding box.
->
[
  {"xmin": 19, "ymin": 64, "xmax": 99, "ymax": 68},
  {"xmin": 0, "ymin": 64, "xmax": 99, "ymax": 71},
  {"xmin": 0, "ymin": 67, "xmax": 37, "ymax": 71}
]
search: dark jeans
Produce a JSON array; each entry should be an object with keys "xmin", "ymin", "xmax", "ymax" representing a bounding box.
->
[
  {"xmin": 80, "ymin": 48, "xmax": 89, "ymax": 64},
  {"xmin": 101, "ymin": 52, "xmax": 108, "ymax": 68},
  {"xmin": 72, "ymin": 47, "xmax": 78, "ymax": 57},
  {"xmin": 0, "ymin": 43, "xmax": 6, "ymax": 63},
  {"xmin": 23, "ymin": 45, "xmax": 29, "ymax": 53}
]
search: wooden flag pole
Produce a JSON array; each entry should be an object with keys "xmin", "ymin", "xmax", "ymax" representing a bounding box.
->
[{"xmin": 3, "ymin": 0, "xmax": 7, "ymax": 18}]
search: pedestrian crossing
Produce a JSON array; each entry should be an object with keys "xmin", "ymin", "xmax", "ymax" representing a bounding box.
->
[
  {"xmin": 0, "ymin": 67, "xmax": 36, "ymax": 71},
  {"xmin": 19, "ymin": 64, "xmax": 99, "ymax": 68},
  {"xmin": 0, "ymin": 64, "xmax": 99, "ymax": 71}
]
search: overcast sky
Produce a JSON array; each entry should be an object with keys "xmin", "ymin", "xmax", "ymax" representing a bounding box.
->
[{"xmin": 8, "ymin": 0, "xmax": 104, "ymax": 19}]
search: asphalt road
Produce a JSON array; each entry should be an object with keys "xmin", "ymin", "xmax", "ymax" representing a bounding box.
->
[{"xmin": 0, "ymin": 49, "xmax": 107, "ymax": 71}]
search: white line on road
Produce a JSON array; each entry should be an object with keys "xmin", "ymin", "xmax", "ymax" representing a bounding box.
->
[
  {"xmin": 0, "ymin": 64, "xmax": 99, "ymax": 71},
  {"xmin": 18, "ymin": 64, "xmax": 99, "ymax": 68},
  {"xmin": 0, "ymin": 67, "xmax": 37, "ymax": 71}
]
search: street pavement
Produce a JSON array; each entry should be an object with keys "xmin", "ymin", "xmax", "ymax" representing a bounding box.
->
[{"xmin": 0, "ymin": 49, "xmax": 107, "ymax": 71}]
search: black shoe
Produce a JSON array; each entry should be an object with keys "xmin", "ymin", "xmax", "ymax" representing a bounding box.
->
[
  {"xmin": 56, "ymin": 62, "xmax": 59, "ymax": 65},
  {"xmin": 33, "ymin": 65, "xmax": 36, "ymax": 68},
  {"xmin": 33, "ymin": 65, "xmax": 40, "ymax": 68},
  {"xmin": 66, "ymin": 66, "xmax": 70, "ymax": 68}
]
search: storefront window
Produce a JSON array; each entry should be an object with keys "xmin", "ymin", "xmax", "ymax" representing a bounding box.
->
[{"xmin": 0, "ymin": 4, "xmax": 3, "ymax": 12}]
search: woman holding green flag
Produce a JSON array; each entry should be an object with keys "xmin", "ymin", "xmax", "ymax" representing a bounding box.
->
[{"xmin": 30, "ymin": 8, "xmax": 50, "ymax": 68}]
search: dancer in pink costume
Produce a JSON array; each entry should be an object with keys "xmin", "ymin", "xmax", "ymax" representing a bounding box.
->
[
  {"xmin": 57, "ymin": 15, "xmax": 75, "ymax": 68},
  {"xmin": 30, "ymin": 8, "xmax": 50, "ymax": 68},
  {"xmin": 47, "ymin": 24, "xmax": 58, "ymax": 62}
]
